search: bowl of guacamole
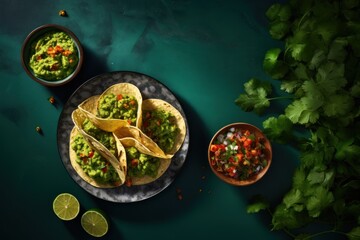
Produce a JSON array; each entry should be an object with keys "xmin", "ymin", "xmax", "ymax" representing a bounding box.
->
[{"xmin": 21, "ymin": 24, "xmax": 84, "ymax": 87}]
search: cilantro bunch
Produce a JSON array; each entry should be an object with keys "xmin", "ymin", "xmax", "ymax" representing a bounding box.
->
[{"xmin": 235, "ymin": 0, "xmax": 360, "ymax": 239}]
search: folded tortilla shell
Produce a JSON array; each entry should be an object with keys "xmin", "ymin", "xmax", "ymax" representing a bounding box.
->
[
  {"xmin": 113, "ymin": 126, "xmax": 169, "ymax": 158},
  {"xmin": 78, "ymin": 95, "xmax": 130, "ymax": 132},
  {"xmin": 141, "ymin": 98, "xmax": 187, "ymax": 155}
]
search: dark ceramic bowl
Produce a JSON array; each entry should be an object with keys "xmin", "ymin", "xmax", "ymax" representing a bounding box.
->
[
  {"xmin": 208, "ymin": 122, "xmax": 272, "ymax": 186},
  {"xmin": 21, "ymin": 24, "xmax": 83, "ymax": 87}
]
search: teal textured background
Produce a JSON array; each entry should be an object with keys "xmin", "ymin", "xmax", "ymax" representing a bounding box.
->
[{"xmin": 0, "ymin": 0, "xmax": 309, "ymax": 239}]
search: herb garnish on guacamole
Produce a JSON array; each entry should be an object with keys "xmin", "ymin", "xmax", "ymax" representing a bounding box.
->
[
  {"xmin": 97, "ymin": 93, "xmax": 138, "ymax": 125},
  {"xmin": 29, "ymin": 31, "xmax": 78, "ymax": 80}
]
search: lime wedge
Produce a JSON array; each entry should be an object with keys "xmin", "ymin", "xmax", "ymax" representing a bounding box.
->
[
  {"xmin": 52, "ymin": 193, "xmax": 80, "ymax": 221},
  {"xmin": 81, "ymin": 209, "xmax": 109, "ymax": 237}
]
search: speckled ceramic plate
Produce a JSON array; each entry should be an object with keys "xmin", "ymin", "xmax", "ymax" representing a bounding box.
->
[{"xmin": 57, "ymin": 71, "xmax": 190, "ymax": 203}]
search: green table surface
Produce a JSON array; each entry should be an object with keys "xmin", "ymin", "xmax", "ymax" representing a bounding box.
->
[{"xmin": 0, "ymin": 0, "xmax": 308, "ymax": 239}]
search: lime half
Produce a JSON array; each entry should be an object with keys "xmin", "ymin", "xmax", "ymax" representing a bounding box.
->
[
  {"xmin": 52, "ymin": 193, "xmax": 80, "ymax": 221},
  {"xmin": 81, "ymin": 209, "xmax": 109, "ymax": 237}
]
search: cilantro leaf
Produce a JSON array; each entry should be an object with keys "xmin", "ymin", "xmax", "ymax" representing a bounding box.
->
[
  {"xmin": 322, "ymin": 94, "xmax": 354, "ymax": 117},
  {"xmin": 304, "ymin": 185, "xmax": 334, "ymax": 218},
  {"xmin": 309, "ymin": 49, "xmax": 327, "ymax": 70},
  {"xmin": 350, "ymin": 81, "xmax": 360, "ymax": 97},
  {"xmin": 272, "ymin": 203, "xmax": 311, "ymax": 230},
  {"xmin": 283, "ymin": 188, "xmax": 303, "ymax": 209},
  {"xmin": 347, "ymin": 226, "xmax": 360, "ymax": 240},
  {"xmin": 293, "ymin": 168, "xmax": 307, "ymax": 189},
  {"xmin": 262, "ymin": 114, "xmax": 294, "ymax": 143},
  {"xmin": 335, "ymin": 139, "xmax": 360, "ymax": 160},
  {"xmin": 235, "ymin": 78, "xmax": 272, "ymax": 115},
  {"xmin": 315, "ymin": 62, "xmax": 347, "ymax": 94},
  {"xmin": 266, "ymin": 3, "xmax": 291, "ymax": 22},
  {"xmin": 246, "ymin": 195, "xmax": 270, "ymax": 213},
  {"xmin": 269, "ymin": 20, "xmax": 291, "ymax": 40},
  {"xmin": 263, "ymin": 48, "xmax": 289, "ymax": 79},
  {"xmin": 327, "ymin": 38, "xmax": 348, "ymax": 63},
  {"xmin": 285, "ymin": 99, "xmax": 320, "ymax": 124}
]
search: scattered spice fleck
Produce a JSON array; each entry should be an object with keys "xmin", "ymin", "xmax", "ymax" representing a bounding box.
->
[
  {"xmin": 201, "ymin": 176, "xmax": 206, "ymax": 180},
  {"xmin": 176, "ymin": 188, "xmax": 183, "ymax": 200},
  {"xmin": 48, "ymin": 96, "xmax": 55, "ymax": 104},
  {"xmin": 35, "ymin": 126, "xmax": 42, "ymax": 134},
  {"xmin": 58, "ymin": 10, "xmax": 67, "ymax": 17},
  {"xmin": 177, "ymin": 194, "xmax": 183, "ymax": 200},
  {"xmin": 199, "ymin": 188, "xmax": 203, "ymax": 192}
]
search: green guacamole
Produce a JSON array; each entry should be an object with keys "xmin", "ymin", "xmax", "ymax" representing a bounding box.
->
[
  {"xmin": 142, "ymin": 110, "xmax": 179, "ymax": 153},
  {"xmin": 29, "ymin": 31, "xmax": 79, "ymax": 80},
  {"xmin": 125, "ymin": 147, "xmax": 160, "ymax": 178},
  {"xmin": 97, "ymin": 93, "xmax": 138, "ymax": 125},
  {"xmin": 71, "ymin": 134, "xmax": 120, "ymax": 184},
  {"xmin": 82, "ymin": 118, "xmax": 117, "ymax": 156}
]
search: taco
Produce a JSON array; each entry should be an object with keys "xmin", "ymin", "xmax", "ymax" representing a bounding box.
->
[
  {"xmin": 120, "ymin": 137, "xmax": 171, "ymax": 186},
  {"xmin": 78, "ymin": 82, "xmax": 143, "ymax": 131},
  {"xmin": 140, "ymin": 99, "xmax": 186, "ymax": 156},
  {"xmin": 69, "ymin": 127, "xmax": 126, "ymax": 188},
  {"xmin": 72, "ymin": 108, "xmax": 119, "ymax": 157}
]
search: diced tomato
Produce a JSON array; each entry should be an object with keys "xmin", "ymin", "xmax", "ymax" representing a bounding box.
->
[
  {"xmin": 125, "ymin": 178, "xmax": 132, "ymax": 187},
  {"xmin": 129, "ymin": 100, "xmax": 136, "ymax": 105},
  {"xmin": 251, "ymin": 149, "xmax": 258, "ymax": 156},
  {"xmin": 88, "ymin": 150, "xmax": 94, "ymax": 158},
  {"xmin": 210, "ymin": 144, "xmax": 219, "ymax": 152},
  {"xmin": 131, "ymin": 159, "xmax": 139, "ymax": 167},
  {"xmin": 218, "ymin": 144, "xmax": 226, "ymax": 150},
  {"xmin": 244, "ymin": 130, "xmax": 251, "ymax": 136},
  {"xmin": 117, "ymin": 94, "xmax": 123, "ymax": 100},
  {"xmin": 226, "ymin": 166, "xmax": 236, "ymax": 177},
  {"xmin": 243, "ymin": 138, "xmax": 252, "ymax": 148},
  {"xmin": 101, "ymin": 166, "xmax": 108, "ymax": 173},
  {"xmin": 236, "ymin": 153, "xmax": 243, "ymax": 161},
  {"xmin": 62, "ymin": 50, "xmax": 72, "ymax": 56}
]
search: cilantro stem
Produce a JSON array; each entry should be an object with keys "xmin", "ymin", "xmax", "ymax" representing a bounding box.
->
[
  {"xmin": 266, "ymin": 208, "xmax": 297, "ymax": 239},
  {"xmin": 267, "ymin": 96, "xmax": 294, "ymax": 101},
  {"xmin": 301, "ymin": 229, "xmax": 347, "ymax": 240},
  {"xmin": 297, "ymin": 8, "xmax": 312, "ymax": 29}
]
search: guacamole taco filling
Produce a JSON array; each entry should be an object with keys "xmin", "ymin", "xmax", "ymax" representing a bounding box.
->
[
  {"xmin": 69, "ymin": 127, "xmax": 126, "ymax": 188},
  {"xmin": 141, "ymin": 99, "xmax": 186, "ymax": 155},
  {"xmin": 72, "ymin": 109, "xmax": 118, "ymax": 156},
  {"xmin": 120, "ymin": 137, "xmax": 171, "ymax": 186},
  {"xmin": 77, "ymin": 83, "xmax": 143, "ymax": 132},
  {"xmin": 97, "ymin": 82, "xmax": 143, "ymax": 127}
]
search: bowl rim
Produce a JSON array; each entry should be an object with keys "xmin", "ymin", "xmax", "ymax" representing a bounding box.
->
[
  {"xmin": 21, "ymin": 23, "xmax": 84, "ymax": 87},
  {"xmin": 208, "ymin": 122, "xmax": 272, "ymax": 186}
]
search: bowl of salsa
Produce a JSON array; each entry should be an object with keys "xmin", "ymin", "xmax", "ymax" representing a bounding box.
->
[
  {"xmin": 208, "ymin": 122, "xmax": 272, "ymax": 186},
  {"xmin": 21, "ymin": 24, "xmax": 84, "ymax": 87}
]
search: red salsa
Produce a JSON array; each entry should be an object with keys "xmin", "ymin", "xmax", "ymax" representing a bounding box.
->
[{"xmin": 209, "ymin": 127, "xmax": 268, "ymax": 180}]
